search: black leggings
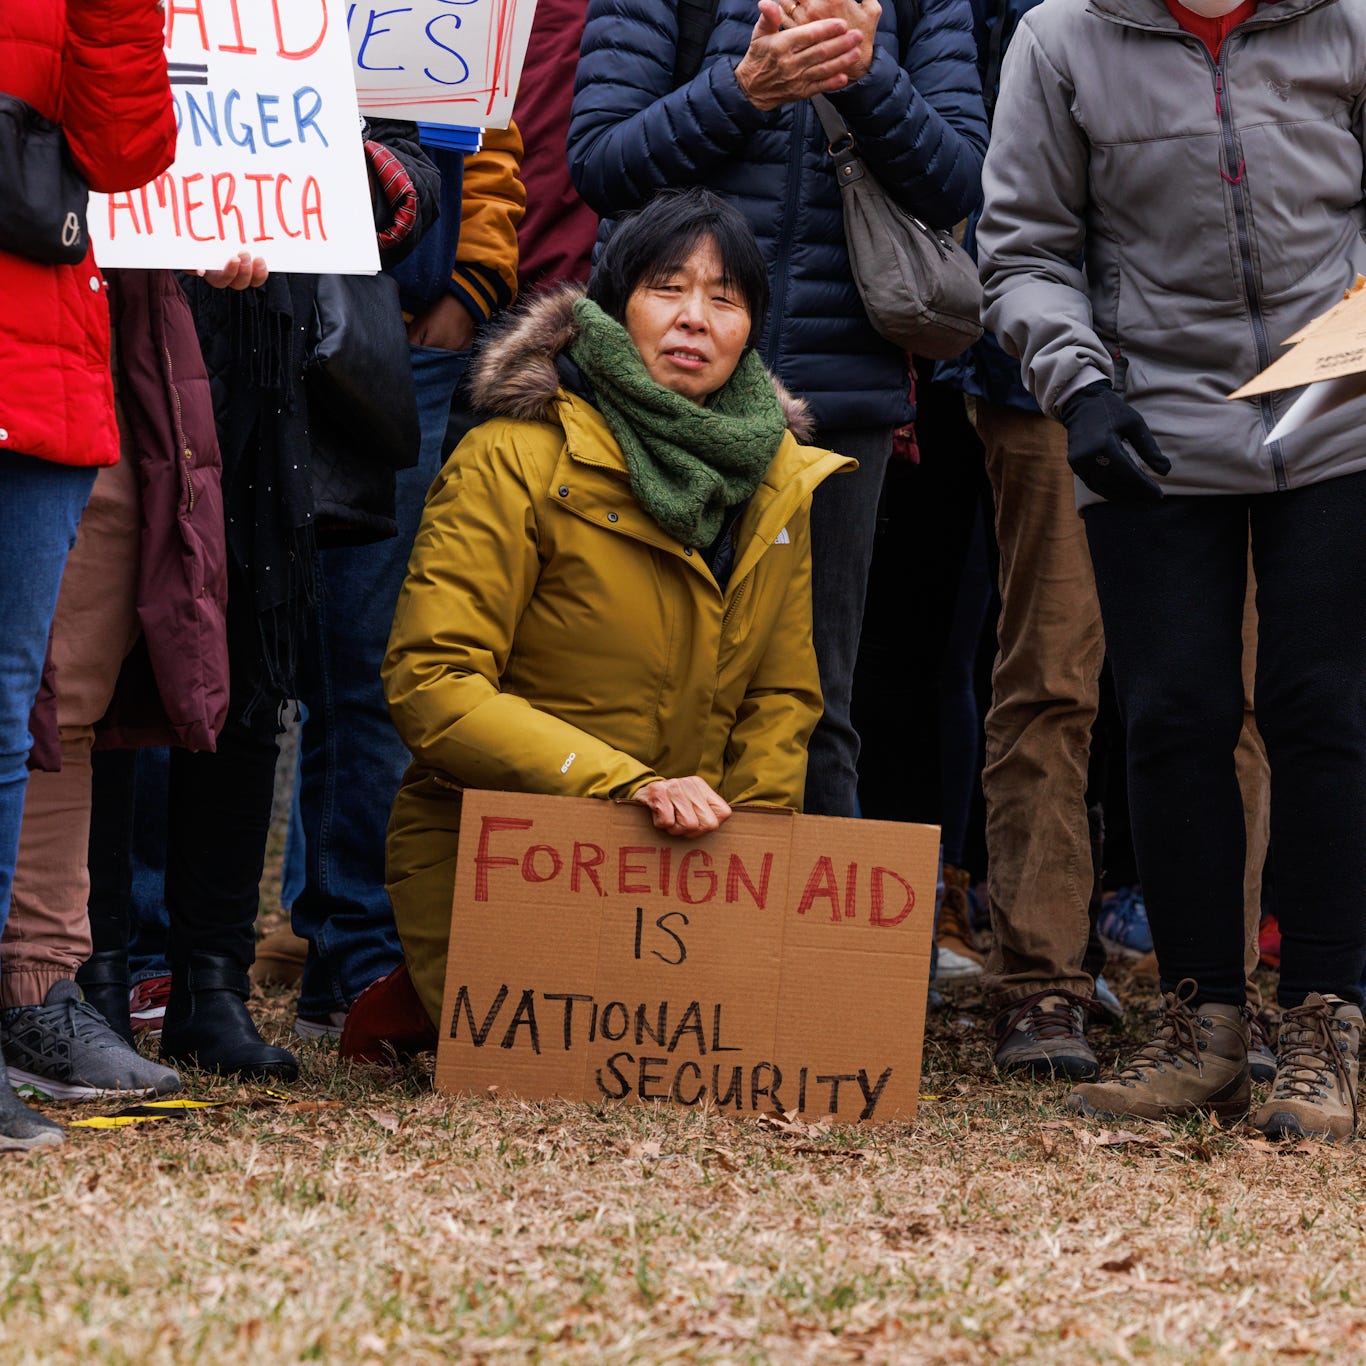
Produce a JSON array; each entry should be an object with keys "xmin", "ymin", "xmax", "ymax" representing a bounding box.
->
[
  {"xmin": 1084, "ymin": 471, "xmax": 1366, "ymax": 1007},
  {"xmin": 163, "ymin": 557, "xmax": 286, "ymax": 974}
]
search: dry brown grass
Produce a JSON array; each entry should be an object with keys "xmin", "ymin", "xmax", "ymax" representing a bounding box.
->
[{"xmin": 3, "ymin": 952, "xmax": 1365, "ymax": 1366}]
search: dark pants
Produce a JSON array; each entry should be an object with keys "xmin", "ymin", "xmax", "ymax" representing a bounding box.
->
[
  {"xmin": 853, "ymin": 381, "xmax": 993, "ymax": 853},
  {"xmin": 1084, "ymin": 471, "xmax": 1366, "ymax": 1007},
  {"xmin": 290, "ymin": 346, "xmax": 467, "ymax": 1014},
  {"xmin": 804, "ymin": 424, "xmax": 896, "ymax": 817},
  {"xmin": 161, "ymin": 556, "xmax": 287, "ymax": 975}
]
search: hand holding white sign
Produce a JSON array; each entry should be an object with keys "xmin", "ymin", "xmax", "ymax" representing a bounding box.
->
[{"xmin": 90, "ymin": 1, "xmax": 380, "ymax": 273}]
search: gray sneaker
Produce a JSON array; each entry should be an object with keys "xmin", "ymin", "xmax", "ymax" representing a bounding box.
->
[
  {"xmin": 0, "ymin": 1056, "xmax": 62, "ymax": 1151},
  {"xmin": 1, "ymin": 981, "xmax": 181, "ymax": 1102}
]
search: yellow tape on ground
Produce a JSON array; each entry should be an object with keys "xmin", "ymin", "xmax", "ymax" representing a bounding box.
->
[{"xmin": 68, "ymin": 1099, "xmax": 229, "ymax": 1128}]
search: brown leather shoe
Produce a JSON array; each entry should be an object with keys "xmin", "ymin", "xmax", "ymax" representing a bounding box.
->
[
  {"xmin": 1252, "ymin": 994, "xmax": 1361, "ymax": 1142},
  {"xmin": 250, "ymin": 927, "xmax": 308, "ymax": 988},
  {"xmin": 1066, "ymin": 979, "xmax": 1249, "ymax": 1124}
]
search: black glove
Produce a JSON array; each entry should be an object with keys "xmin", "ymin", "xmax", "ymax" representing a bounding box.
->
[{"xmin": 1059, "ymin": 380, "xmax": 1171, "ymax": 503}]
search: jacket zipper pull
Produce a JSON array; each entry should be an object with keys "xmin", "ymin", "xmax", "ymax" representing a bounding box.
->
[{"xmin": 1215, "ymin": 69, "xmax": 1223, "ymax": 119}]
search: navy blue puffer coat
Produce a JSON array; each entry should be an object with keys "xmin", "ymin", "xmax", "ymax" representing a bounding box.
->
[{"xmin": 568, "ymin": 0, "xmax": 988, "ymax": 431}]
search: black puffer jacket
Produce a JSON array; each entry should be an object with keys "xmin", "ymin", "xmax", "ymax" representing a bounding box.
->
[{"xmin": 568, "ymin": 0, "xmax": 988, "ymax": 430}]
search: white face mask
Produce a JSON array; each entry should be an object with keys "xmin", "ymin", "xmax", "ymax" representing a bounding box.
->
[{"xmin": 1175, "ymin": 0, "xmax": 1246, "ymax": 16}]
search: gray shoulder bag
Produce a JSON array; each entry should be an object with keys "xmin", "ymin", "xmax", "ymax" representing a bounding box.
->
[{"xmin": 812, "ymin": 94, "xmax": 983, "ymax": 360}]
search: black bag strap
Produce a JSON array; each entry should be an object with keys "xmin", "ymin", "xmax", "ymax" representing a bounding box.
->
[
  {"xmin": 674, "ymin": 0, "xmax": 722, "ymax": 87},
  {"xmin": 674, "ymin": 0, "xmax": 920, "ymax": 91}
]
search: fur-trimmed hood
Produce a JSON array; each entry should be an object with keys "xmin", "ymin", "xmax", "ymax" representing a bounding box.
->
[{"xmin": 470, "ymin": 284, "xmax": 816, "ymax": 442}]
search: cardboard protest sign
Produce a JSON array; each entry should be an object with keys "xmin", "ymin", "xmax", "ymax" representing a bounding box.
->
[
  {"xmin": 347, "ymin": 1, "xmax": 538, "ymax": 129},
  {"xmin": 1229, "ymin": 276, "xmax": 1366, "ymax": 442},
  {"xmin": 90, "ymin": 1, "xmax": 380, "ymax": 273},
  {"xmin": 436, "ymin": 792, "xmax": 939, "ymax": 1124}
]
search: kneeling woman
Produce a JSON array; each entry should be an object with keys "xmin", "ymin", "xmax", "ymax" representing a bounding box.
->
[{"xmin": 379, "ymin": 189, "xmax": 852, "ymax": 1031}]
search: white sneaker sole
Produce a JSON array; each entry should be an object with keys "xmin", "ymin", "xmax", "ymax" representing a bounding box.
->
[
  {"xmin": 935, "ymin": 947, "xmax": 985, "ymax": 981},
  {"xmin": 7, "ymin": 1068, "xmax": 167, "ymax": 1103},
  {"xmin": 293, "ymin": 1017, "xmax": 345, "ymax": 1041},
  {"xmin": 0, "ymin": 1129, "xmax": 63, "ymax": 1151}
]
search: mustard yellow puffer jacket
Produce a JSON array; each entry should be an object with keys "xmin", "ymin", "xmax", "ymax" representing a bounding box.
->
[{"xmin": 384, "ymin": 286, "xmax": 854, "ymax": 1021}]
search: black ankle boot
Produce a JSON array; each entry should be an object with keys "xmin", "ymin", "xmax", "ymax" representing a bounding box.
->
[
  {"xmin": 75, "ymin": 950, "xmax": 133, "ymax": 1046},
  {"xmin": 160, "ymin": 954, "xmax": 298, "ymax": 1082}
]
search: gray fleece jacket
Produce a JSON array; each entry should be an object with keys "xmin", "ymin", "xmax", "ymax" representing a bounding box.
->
[{"xmin": 977, "ymin": 0, "xmax": 1366, "ymax": 506}]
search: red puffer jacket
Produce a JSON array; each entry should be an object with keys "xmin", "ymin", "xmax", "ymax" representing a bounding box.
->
[{"xmin": 0, "ymin": 0, "xmax": 175, "ymax": 468}]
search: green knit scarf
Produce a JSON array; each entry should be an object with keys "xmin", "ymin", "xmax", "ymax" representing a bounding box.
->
[{"xmin": 567, "ymin": 297, "xmax": 787, "ymax": 547}]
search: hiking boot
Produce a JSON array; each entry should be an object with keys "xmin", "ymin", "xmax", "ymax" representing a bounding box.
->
[
  {"xmin": 0, "ymin": 1055, "xmax": 62, "ymax": 1151},
  {"xmin": 1098, "ymin": 886, "xmax": 1154, "ymax": 958},
  {"xmin": 129, "ymin": 974, "xmax": 171, "ymax": 1038},
  {"xmin": 161, "ymin": 955, "xmax": 299, "ymax": 1083},
  {"xmin": 1066, "ymin": 979, "xmax": 1249, "ymax": 1124},
  {"xmin": 1251, "ymin": 994, "xmax": 1362, "ymax": 1142},
  {"xmin": 994, "ymin": 991, "xmax": 1099, "ymax": 1080},
  {"xmin": 0, "ymin": 980, "xmax": 181, "ymax": 1101},
  {"xmin": 935, "ymin": 864, "xmax": 985, "ymax": 981}
]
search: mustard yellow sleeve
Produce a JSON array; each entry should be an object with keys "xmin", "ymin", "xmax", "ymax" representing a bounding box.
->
[
  {"xmin": 448, "ymin": 123, "xmax": 528, "ymax": 323},
  {"xmin": 718, "ymin": 504, "xmax": 824, "ymax": 812},
  {"xmin": 384, "ymin": 421, "xmax": 657, "ymax": 799}
]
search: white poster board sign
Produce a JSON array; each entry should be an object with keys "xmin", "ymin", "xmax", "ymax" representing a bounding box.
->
[
  {"xmin": 347, "ymin": 0, "xmax": 538, "ymax": 130},
  {"xmin": 90, "ymin": 1, "xmax": 380, "ymax": 274}
]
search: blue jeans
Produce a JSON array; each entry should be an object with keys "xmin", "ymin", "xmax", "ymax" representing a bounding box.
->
[
  {"xmin": 0, "ymin": 452, "xmax": 96, "ymax": 935},
  {"xmin": 127, "ymin": 747, "xmax": 171, "ymax": 982},
  {"xmin": 291, "ymin": 346, "xmax": 469, "ymax": 1015}
]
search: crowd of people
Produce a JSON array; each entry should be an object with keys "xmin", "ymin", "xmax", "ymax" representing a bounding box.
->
[{"xmin": 1, "ymin": 0, "xmax": 1363, "ymax": 1153}]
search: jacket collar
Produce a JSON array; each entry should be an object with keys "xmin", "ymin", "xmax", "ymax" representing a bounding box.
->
[
  {"xmin": 1085, "ymin": 0, "xmax": 1336, "ymax": 33},
  {"xmin": 553, "ymin": 390, "xmax": 853, "ymax": 592}
]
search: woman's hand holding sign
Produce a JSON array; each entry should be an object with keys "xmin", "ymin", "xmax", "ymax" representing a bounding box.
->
[{"xmin": 634, "ymin": 777, "xmax": 733, "ymax": 839}]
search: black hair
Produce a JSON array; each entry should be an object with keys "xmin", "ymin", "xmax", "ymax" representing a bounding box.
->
[{"xmin": 586, "ymin": 188, "xmax": 770, "ymax": 344}]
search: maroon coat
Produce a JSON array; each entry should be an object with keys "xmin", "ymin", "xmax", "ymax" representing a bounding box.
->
[
  {"xmin": 28, "ymin": 271, "xmax": 230, "ymax": 769},
  {"xmin": 513, "ymin": 0, "xmax": 598, "ymax": 292}
]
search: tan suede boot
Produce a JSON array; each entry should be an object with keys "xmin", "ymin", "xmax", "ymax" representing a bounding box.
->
[
  {"xmin": 935, "ymin": 864, "xmax": 985, "ymax": 981},
  {"xmin": 1065, "ymin": 979, "xmax": 1250, "ymax": 1124},
  {"xmin": 1251, "ymin": 994, "xmax": 1361, "ymax": 1142}
]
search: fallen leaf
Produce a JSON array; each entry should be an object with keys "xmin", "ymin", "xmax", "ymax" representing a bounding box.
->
[
  {"xmin": 1100, "ymin": 1253, "xmax": 1139, "ymax": 1273},
  {"xmin": 704, "ymin": 1146, "xmax": 741, "ymax": 1172},
  {"xmin": 1082, "ymin": 1127, "xmax": 1160, "ymax": 1148}
]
